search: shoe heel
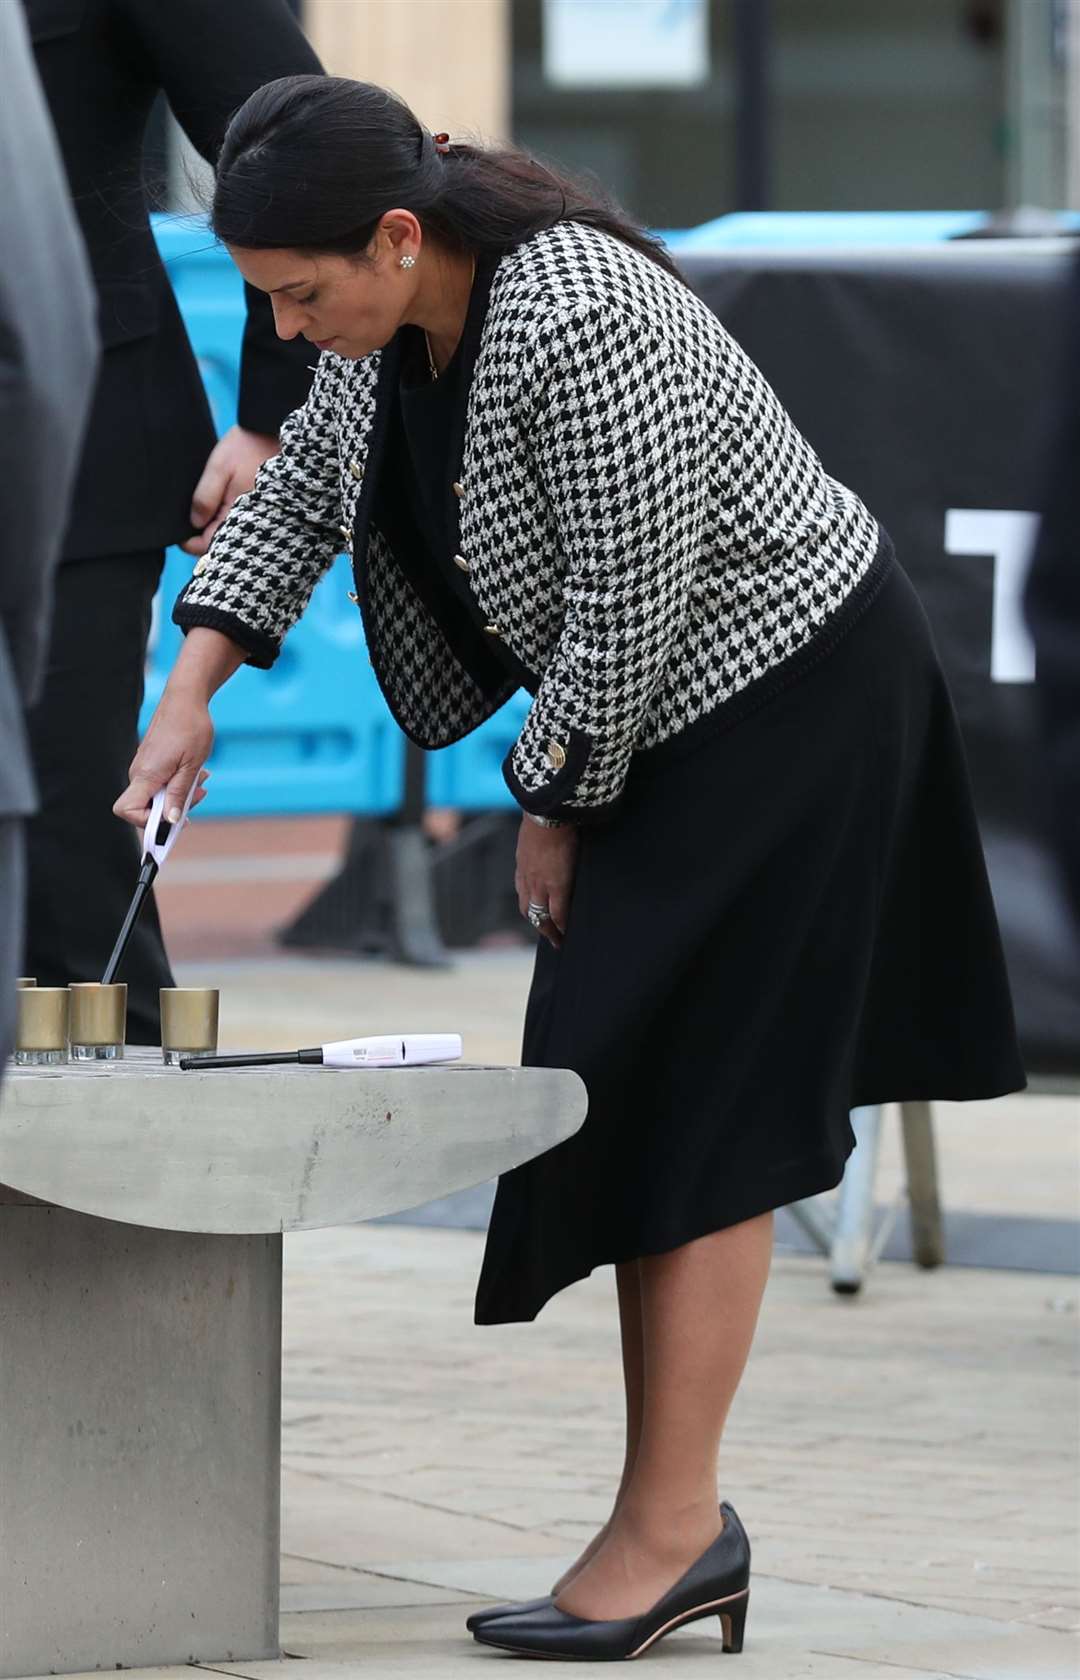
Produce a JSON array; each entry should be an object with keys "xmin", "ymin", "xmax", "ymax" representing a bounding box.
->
[{"xmin": 718, "ymin": 1588, "xmax": 748, "ymax": 1653}]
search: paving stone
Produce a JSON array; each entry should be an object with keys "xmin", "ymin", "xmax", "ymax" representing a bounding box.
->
[
  {"xmin": 281, "ymin": 1577, "xmax": 472, "ymax": 1612},
  {"xmin": 282, "ymin": 1467, "xmax": 567, "ymax": 1569}
]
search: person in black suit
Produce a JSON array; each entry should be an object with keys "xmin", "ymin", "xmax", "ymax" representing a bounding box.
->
[
  {"xmin": 20, "ymin": 0, "xmax": 323, "ymax": 1041},
  {"xmin": 1025, "ymin": 252, "xmax": 1080, "ymax": 934},
  {"xmin": 1, "ymin": 3, "xmax": 98, "ymax": 1066}
]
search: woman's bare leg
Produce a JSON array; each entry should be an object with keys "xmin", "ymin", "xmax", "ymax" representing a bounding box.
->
[
  {"xmin": 550, "ymin": 1258, "xmax": 645, "ymax": 1594},
  {"xmin": 555, "ymin": 1212, "xmax": 774, "ymax": 1620}
]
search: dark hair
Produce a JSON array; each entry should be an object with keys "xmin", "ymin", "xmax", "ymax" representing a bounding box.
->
[{"xmin": 211, "ymin": 75, "xmax": 687, "ymax": 286}]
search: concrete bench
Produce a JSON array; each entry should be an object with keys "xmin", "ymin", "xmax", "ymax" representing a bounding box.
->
[{"xmin": 0, "ymin": 1050, "xmax": 586, "ymax": 1678}]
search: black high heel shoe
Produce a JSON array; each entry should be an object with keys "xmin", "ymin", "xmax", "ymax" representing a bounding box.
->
[
  {"xmin": 471, "ymin": 1500, "xmax": 750, "ymax": 1660},
  {"xmin": 464, "ymin": 1498, "xmax": 732, "ymax": 1635}
]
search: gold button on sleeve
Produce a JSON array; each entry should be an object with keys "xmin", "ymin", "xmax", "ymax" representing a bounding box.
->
[
  {"xmin": 349, "ymin": 459, "xmax": 364, "ymax": 480},
  {"xmin": 453, "ymin": 481, "xmax": 466, "ymax": 499},
  {"xmin": 347, "ymin": 591, "xmax": 359, "ymax": 605},
  {"xmin": 453, "ymin": 554, "xmax": 471, "ymax": 573},
  {"xmin": 484, "ymin": 624, "xmax": 502, "ymax": 637},
  {"xmin": 546, "ymin": 740, "xmax": 567, "ymax": 770}
]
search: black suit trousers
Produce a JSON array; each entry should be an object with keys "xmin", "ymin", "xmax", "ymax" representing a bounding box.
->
[{"xmin": 24, "ymin": 553, "xmax": 174, "ymax": 1041}]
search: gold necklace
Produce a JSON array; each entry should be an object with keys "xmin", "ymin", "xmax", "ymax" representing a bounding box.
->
[{"xmin": 423, "ymin": 256, "xmax": 477, "ymax": 381}]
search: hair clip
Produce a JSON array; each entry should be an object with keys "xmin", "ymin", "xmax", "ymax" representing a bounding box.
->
[{"xmin": 433, "ymin": 132, "xmax": 451, "ymax": 155}]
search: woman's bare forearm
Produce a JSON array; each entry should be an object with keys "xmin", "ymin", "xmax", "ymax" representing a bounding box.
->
[{"xmin": 166, "ymin": 626, "xmax": 249, "ymax": 702}]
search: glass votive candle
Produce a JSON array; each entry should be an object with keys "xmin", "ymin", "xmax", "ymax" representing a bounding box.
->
[
  {"xmin": 160, "ymin": 987, "xmax": 219, "ymax": 1066},
  {"xmin": 68, "ymin": 982, "xmax": 127, "ymax": 1061},
  {"xmin": 15, "ymin": 986, "xmax": 69, "ymax": 1065}
]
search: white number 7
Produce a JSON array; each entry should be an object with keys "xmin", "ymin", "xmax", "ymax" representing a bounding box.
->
[{"xmin": 944, "ymin": 509, "xmax": 1039, "ymax": 684}]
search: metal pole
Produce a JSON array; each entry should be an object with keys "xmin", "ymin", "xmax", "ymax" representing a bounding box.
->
[
  {"xmin": 396, "ymin": 740, "xmax": 428, "ymax": 829},
  {"xmin": 900, "ymin": 1100, "xmax": 946, "ymax": 1269},
  {"xmin": 1067, "ymin": 0, "xmax": 1080, "ymax": 209},
  {"xmin": 732, "ymin": 0, "xmax": 772, "ymax": 211},
  {"xmin": 828, "ymin": 1105, "xmax": 885, "ymax": 1294},
  {"xmin": 385, "ymin": 743, "xmax": 451, "ymax": 966},
  {"xmin": 1004, "ymin": 0, "xmax": 1068, "ymax": 210}
]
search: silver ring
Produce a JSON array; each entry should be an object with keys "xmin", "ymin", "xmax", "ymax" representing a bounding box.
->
[{"xmin": 526, "ymin": 902, "xmax": 551, "ymax": 929}]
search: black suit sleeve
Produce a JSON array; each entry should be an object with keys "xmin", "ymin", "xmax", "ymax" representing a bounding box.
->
[
  {"xmin": 120, "ymin": 0, "xmax": 325, "ymax": 435},
  {"xmin": 1025, "ymin": 253, "xmax": 1080, "ymax": 925}
]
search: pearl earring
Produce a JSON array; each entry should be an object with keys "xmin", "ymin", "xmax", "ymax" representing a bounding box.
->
[{"xmin": 399, "ymin": 254, "xmax": 417, "ymax": 270}]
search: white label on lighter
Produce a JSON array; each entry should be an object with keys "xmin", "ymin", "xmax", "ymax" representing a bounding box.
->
[{"xmin": 349, "ymin": 1044, "xmax": 402, "ymax": 1064}]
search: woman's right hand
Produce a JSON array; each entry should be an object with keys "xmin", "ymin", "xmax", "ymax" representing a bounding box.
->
[
  {"xmin": 114, "ymin": 626, "xmax": 248, "ymax": 830},
  {"xmin": 112, "ymin": 688, "xmax": 215, "ymax": 831}
]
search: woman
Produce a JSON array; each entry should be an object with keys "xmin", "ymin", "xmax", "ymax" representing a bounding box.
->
[{"xmin": 115, "ymin": 76, "xmax": 1025, "ymax": 1663}]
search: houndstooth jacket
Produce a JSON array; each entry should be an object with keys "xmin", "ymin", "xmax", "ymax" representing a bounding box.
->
[{"xmin": 174, "ymin": 219, "xmax": 885, "ymax": 821}]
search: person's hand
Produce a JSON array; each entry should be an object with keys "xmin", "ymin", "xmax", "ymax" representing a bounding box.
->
[
  {"xmin": 516, "ymin": 818, "xmax": 579, "ymax": 949},
  {"xmin": 112, "ymin": 687, "xmax": 214, "ymax": 830},
  {"xmin": 180, "ymin": 425, "xmax": 279, "ymax": 557}
]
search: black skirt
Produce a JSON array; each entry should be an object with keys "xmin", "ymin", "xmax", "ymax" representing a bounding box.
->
[{"xmin": 474, "ymin": 548, "xmax": 1026, "ymax": 1325}]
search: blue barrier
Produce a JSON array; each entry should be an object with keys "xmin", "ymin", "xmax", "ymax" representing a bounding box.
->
[
  {"xmin": 660, "ymin": 209, "xmax": 1080, "ymax": 250},
  {"xmin": 154, "ymin": 217, "xmax": 247, "ymax": 434},
  {"xmin": 660, "ymin": 210, "xmax": 988, "ymax": 249}
]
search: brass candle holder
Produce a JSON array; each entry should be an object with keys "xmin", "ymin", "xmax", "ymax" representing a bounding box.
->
[
  {"xmin": 160, "ymin": 988, "xmax": 219, "ymax": 1066},
  {"xmin": 68, "ymin": 982, "xmax": 127, "ymax": 1061},
  {"xmin": 15, "ymin": 986, "xmax": 69, "ymax": 1065}
]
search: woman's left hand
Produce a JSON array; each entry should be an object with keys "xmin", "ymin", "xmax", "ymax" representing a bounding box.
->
[{"xmin": 516, "ymin": 818, "xmax": 579, "ymax": 949}]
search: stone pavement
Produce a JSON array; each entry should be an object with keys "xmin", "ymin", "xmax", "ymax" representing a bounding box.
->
[
  {"xmin": 261, "ymin": 1218, "xmax": 1078, "ymax": 1679},
  {"xmin": 28, "ymin": 948, "xmax": 1079, "ymax": 1680}
]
